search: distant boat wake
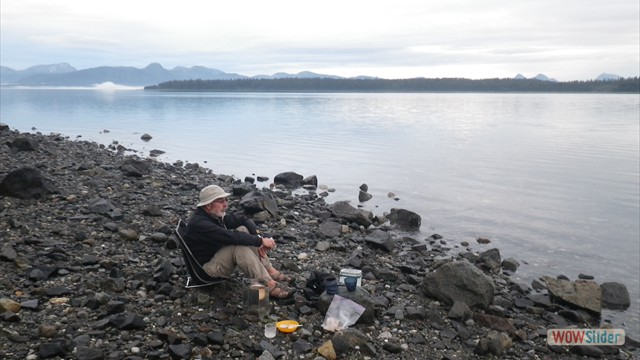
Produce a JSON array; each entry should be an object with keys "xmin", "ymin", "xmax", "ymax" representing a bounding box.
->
[{"xmin": 92, "ymin": 82, "xmax": 142, "ymax": 90}]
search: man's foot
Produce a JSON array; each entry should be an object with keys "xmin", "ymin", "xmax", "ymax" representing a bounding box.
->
[
  {"xmin": 269, "ymin": 284, "xmax": 296, "ymax": 299},
  {"xmin": 270, "ymin": 271, "xmax": 294, "ymax": 284}
]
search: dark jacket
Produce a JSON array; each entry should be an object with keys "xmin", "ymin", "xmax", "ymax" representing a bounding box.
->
[{"xmin": 185, "ymin": 207, "xmax": 262, "ymax": 265}]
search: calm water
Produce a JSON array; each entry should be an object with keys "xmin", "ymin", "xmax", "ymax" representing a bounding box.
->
[{"xmin": 1, "ymin": 88, "xmax": 639, "ymax": 336}]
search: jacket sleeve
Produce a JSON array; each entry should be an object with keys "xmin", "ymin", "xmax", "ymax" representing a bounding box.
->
[
  {"xmin": 226, "ymin": 213, "xmax": 259, "ymax": 235},
  {"xmin": 189, "ymin": 212, "xmax": 262, "ymax": 248}
]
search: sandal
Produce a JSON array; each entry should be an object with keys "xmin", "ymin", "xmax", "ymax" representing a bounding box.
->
[
  {"xmin": 268, "ymin": 284, "xmax": 296, "ymax": 299},
  {"xmin": 270, "ymin": 271, "xmax": 294, "ymax": 283}
]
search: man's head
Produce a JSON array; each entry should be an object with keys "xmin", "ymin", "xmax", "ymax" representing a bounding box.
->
[{"xmin": 197, "ymin": 185, "xmax": 231, "ymax": 218}]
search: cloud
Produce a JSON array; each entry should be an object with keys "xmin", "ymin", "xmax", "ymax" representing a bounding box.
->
[
  {"xmin": 30, "ymin": 33, "xmax": 122, "ymax": 49},
  {"xmin": 1, "ymin": 0, "xmax": 638, "ymax": 79}
]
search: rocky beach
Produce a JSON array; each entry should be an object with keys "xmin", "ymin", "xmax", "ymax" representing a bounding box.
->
[{"xmin": 1, "ymin": 124, "xmax": 638, "ymax": 360}]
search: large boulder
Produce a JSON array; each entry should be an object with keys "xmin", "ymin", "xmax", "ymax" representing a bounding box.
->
[
  {"xmin": 542, "ymin": 276, "xmax": 601, "ymax": 314},
  {"xmin": 8, "ymin": 137, "xmax": 40, "ymax": 151},
  {"xmin": 364, "ymin": 229, "xmax": 394, "ymax": 252},
  {"xmin": 421, "ymin": 260, "xmax": 495, "ymax": 308},
  {"xmin": 600, "ymin": 282, "xmax": 630, "ymax": 310},
  {"xmin": 274, "ymin": 171, "xmax": 303, "ymax": 188},
  {"xmin": 0, "ymin": 167, "xmax": 57, "ymax": 199},
  {"xmin": 119, "ymin": 159, "xmax": 151, "ymax": 177},
  {"xmin": 475, "ymin": 248, "xmax": 502, "ymax": 273},
  {"xmin": 387, "ymin": 208, "xmax": 421, "ymax": 231},
  {"xmin": 328, "ymin": 201, "xmax": 372, "ymax": 228},
  {"xmin": 319, "ymin": 221, "xmax": 343, "ymax": 238},
  {"xmin": 238, "ymin": 190, "xmax": 280, "ymax": 220}
]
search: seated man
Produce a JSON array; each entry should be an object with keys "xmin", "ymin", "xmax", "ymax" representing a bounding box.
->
[{"xmin": 185, "ymin": 184, "xmax": 295, "ymax": 299}]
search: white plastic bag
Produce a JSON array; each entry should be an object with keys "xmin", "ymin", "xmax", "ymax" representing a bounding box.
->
[{"xmin": 321, "ymin": 295, "xmax": 365, "ymax": 332}]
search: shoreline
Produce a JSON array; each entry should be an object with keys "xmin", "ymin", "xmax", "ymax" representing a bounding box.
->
[{"xmin": 1, "ymin": 124, "xmax": 638, "ymax": 359}]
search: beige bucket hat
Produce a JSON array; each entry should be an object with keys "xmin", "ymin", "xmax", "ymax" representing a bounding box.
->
[{"xmin": 197, "ymin": 185, "xmax": 231, "ymax": 207}]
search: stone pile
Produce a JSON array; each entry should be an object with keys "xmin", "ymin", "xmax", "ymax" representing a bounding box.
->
[{"xmin": 0, "ymin": 124, "xmax": 638, "ymax": 359}]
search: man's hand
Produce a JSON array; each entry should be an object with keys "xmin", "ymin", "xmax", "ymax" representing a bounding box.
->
[
  {"xmin": 259, "ymin": 237, "xmax": 276, "ymax": 258},
  {"xmin": 261, "ymin": 237, "xmax": 276, "ymax": 249}
]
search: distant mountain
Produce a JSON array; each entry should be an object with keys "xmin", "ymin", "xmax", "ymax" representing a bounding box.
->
[
  {"xmin": 0, "ymin": 63, "xmax": 248, "ymax": 86},
  {"xmin": 252, "ymin": 71, "xmax": 344, "ymax": 80},
  {"xmin": 595, "ymin": 73, "xmax": 622, "ymax": 81},
  {"xmin": 1, "ymin": 63, "xmax": 77, "ymax": 84},
  {"xmin": 512, "ymin": 73, "xmax": 557, "ymax": 81},
  {"xmin": 0, "ymin": 63, "xmax": 630, "ymax": 87},
  {"xmin": 531, "ymin": 74, "xmax": 557, "ymax": 82},
  {"xmin": 0, "ymin": 64, "xmax": 361, "ymax": 86}
]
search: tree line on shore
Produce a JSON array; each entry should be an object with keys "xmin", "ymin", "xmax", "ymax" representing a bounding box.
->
[{"xmin": 145, "ymin": 77, "xmax": 640, "ymax": 93}]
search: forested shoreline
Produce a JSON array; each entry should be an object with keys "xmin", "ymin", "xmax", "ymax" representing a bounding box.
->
[{"xmin": 145, "ymin": 77, "xmax": 640, "ymax": 93}]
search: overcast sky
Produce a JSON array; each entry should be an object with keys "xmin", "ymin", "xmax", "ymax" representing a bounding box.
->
[{"xmin": 1, "ymin": 0, "xmax": 638, "ymax": 80}]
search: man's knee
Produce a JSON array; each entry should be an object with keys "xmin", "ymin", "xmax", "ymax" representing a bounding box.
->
[
  {"xmin": 236, "ymin": 225, "xmax": 249, "ymax": 233},
  {"xmin": 235, "ymin": 245, "xmax": 257, "ymax": 258}
]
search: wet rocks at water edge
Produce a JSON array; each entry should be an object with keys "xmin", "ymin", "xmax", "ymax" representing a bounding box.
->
[{"xmin": 0, "ymin": 125, "xmax": 638, "ymax": 360}]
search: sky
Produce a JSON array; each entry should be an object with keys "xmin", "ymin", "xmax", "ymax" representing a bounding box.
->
[{"xmin": 1, "ymin": 0, "xmax": 639, "ymax": 81}]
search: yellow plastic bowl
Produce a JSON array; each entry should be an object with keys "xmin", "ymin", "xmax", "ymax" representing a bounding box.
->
[{"xmin": 276, "ymin": 320, "xmax": 300, "ymax": 333}]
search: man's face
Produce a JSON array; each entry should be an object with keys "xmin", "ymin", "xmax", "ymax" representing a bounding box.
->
[{"xmin": 205, "ymin": 197, "xmax": 228, "ymax": 218}]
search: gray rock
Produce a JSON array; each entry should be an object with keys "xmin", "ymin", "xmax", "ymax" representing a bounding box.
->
[
  {"xmin": 358, "ymin": 190, "xmax": 373, "ymax": 202},
  {"xmin": 0, "ymin": 243, "xmax": 17, "ymax": 261},
  {"xmin": 118, "ymin": 228, "xmax": 138, "ymax": 241},
  {"xmin": 44, "ymin": 286, "xmax": 71, "ymax": 296},
  {"xmin": 149, "ymin": 149, "xmax": 165, "ymax": 157},
  {"xmin": 501, "ymin": 257, "xmax": 520, "ymax": 272},
  {"xmin": 143, "ymin": 204, "xmax": 163, "ymax": 216},
  {"xmin": 448, "ymin": 300, "xmax": 471, "ymax": 319},
  {"xmin": 315, "ymin": 241, "xmax": 332, "ymax": 251},
  {"xmin": 364, "ymin": 229, "xmax": 395, "ymax": 252},
  {"xmin": 274, "ymin": 171, "xmax": 303, "ymax": 188},
  {"xmin": 9, "ymin": 137, "xmax": 40, "ymax": 151},
  {"xmin": 475, "ymin": 331, "xmax": 512, "ymax": 356},
  {"xmin": 328, "ymin": 201, "xmax": 372, "ymax": 227},
  {"xmin": 109, "ymin": 312, "xmax": 146, "ymax": 329},
  {"xmin": 302, "ymin": 175, "xmax": 318, "ymax": 188},
  {"xmin": 168, "ymin": 343, "xmax": 191, "ymax": 359},
  {"xmin": 421, "ymin": 260, "xmax": 495, "ymax": 308},
  {"xmin": 475, "ymin": 248, "xmax": 501, "ymax": 273},
  {"xmin": 600, "ymin": 282, "xmax": 630, "ymax": 310},
  {"xmin": 38, "ymin": 341, "xmax": 67, "ymax": 358},
  {"xmin": 119, "ymin": 158, "xmax": 151, "ymax": 177},
  {"xmin": 319, "ymin": 221, "xmax": 343, "ymax": 238},
  {"xmin": 542, "ymin": 276, "xmax": 601, "ymax": 313},
  {"xmin": 571, "ymin": 345, "xmax": 604, "ymax": 357},
  {"xmin": 88, "ymin": 198, "xmax": 122, "ymax": 219},
  {"xmin": 292, "ymin": 338, "xmax": 314, "ymax": 353},
  {"xmin": 0, "ymin": 167, "xmax": 57, "ymax": 199},
  {"xmin": 239, "ymin": 191, "xmax": 280, "ymax": 219},
  {"xmin": 387, "ymin": 208, "xmax": 421, "ymax": 231},
  {"xmin": 154, "ymin": 259, "xmax": 174, "ymax": 283},
  {"xmin": 405, "ymin": 306, "xmax": 427, "ymax": 320},
  {"xmin": 75, "ymin": 348, "xmax": 104, "ymax": 360},
  {"xmin": 473, "ymin": 313, "xmax": 515, "ymax": 333}
]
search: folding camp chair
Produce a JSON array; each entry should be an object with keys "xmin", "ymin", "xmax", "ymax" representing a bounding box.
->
[{"xmin": 174, "ymin": 219, "xmax": 226, "ymax": 288}]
